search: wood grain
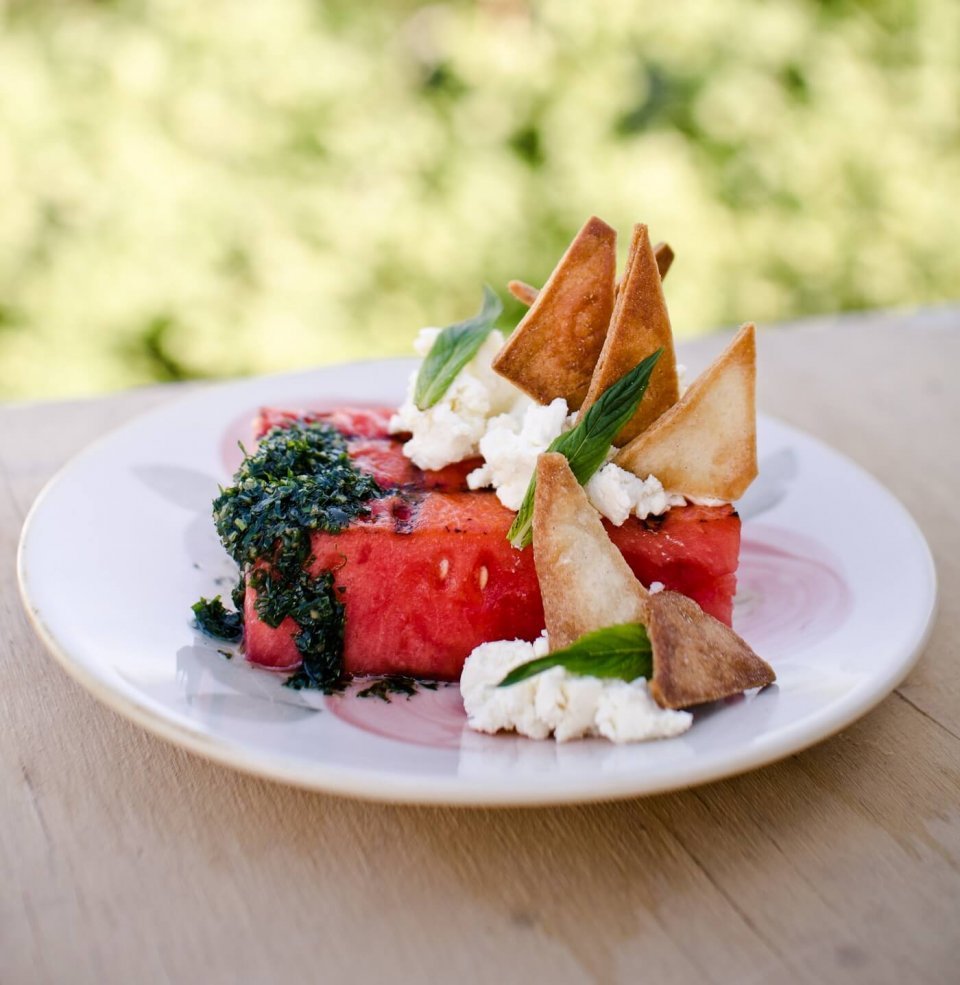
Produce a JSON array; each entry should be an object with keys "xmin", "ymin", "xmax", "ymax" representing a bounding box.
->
[{"xmin": 2, "ymin": 310, "xmax": 958, "ymax": 985}]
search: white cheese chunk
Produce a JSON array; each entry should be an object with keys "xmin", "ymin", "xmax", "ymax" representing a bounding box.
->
[
  {"xmin": 594, "ymin": 682, "xmax": 693, "ymax": 742},
  {"xmin": 467, "ymin": 398, "xmax": 569, "ymax": 511},
  {"xmin": 585, "ymin": 463, "xmax": 686, "ymax": 525},
  {"xmin": 460, "ymin": 634, "xmax": 692, "ymax": 743},
  {"xmin": 388, "ymin": 328, "xmax": 519, "ymax": 471}
]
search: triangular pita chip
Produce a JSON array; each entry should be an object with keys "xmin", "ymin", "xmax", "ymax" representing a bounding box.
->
[
  {"xmin": 507, "ymin": 241, "xmax": 674, "ymax": 308},
  {"xmin": 646, "ymin": 590, "xmax": 775, "ymax": 708},
  {"xmin": 579, "ymin": 224, "xmax": 680, "ymax": 444},
  {"xmin": 532, "ymin": 452, "xmax": 649, "ymax": 650},
  {"xmin": 615, "ymin": 323, "xmax": 757, "ymax": 500},
  {"xmin": 492, "ymin": 217, "xmax": 616, "ymax": 408},
  {"xmin": 507, "ymin": 279, "xmax": 540, "ymax": 306},
  {"xmin": 652, "ymin": 241, "xmax": 674, "ymax": 280}
]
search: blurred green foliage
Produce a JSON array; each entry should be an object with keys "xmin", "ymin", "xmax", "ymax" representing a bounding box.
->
[{"xmin": 0, "ymin": 0, "xmax": 957, "ymax": 399}]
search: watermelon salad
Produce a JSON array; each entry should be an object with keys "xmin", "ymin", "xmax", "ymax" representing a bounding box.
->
[
  {"xmin": 191, "ymin": 215, "xmax": 773, "ymax": 743},
  {"xmin": 240, "ymin": 407, "xmax": 740, "ymax": 681}
]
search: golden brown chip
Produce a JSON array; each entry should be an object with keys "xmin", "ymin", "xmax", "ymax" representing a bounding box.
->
[
  {"xmin": 510, "ymin": 242, "xmax": 674, "ymax": 307},
  {"xmin": 652, "ymin": 241, "xmax": 674, "ymax": 279},
  {"xmin": 532, "ymin": 453, "xmax": 649, "ymax": 650},
  {"xmin": 646, "ymin": 590, "xmax": 776, "ymax": 708},
  {"xmin": 507, "ymin": 279, "xmax": 540, "ymax": 306},
  {"xmin": 615, "ymin": 323, "xmax": 758, "ymax": 500},
  {"xmin": 492, "ymin": 217, "xmax": 617, "ymax": 408},
  {"xmin": 613, "ymin": 239, "xmax": 674, "ymax": 299},
  {"xmin": 579, "ymin": 224, "xmax": 680, "ymax": 444}
]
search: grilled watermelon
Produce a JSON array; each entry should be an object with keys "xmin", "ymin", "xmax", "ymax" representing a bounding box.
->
[{"xmin": 243, "ymin": 407, "xmax": 740, "ymax": 680}]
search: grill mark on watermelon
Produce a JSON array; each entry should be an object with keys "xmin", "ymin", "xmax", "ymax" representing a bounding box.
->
[{"xmin": 390, "ymin": 495, "xmax": 419, "ymax": 534}]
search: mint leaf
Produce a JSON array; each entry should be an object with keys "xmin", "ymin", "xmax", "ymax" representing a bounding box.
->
[
  {"xmin": 498, "ymin": 623, "xmax": 652, "ymax": 687},
  {"xmin": 414, "ymin": 285, "xmax": 503, "ymax": 410},
  {"xmin": 507, "ymin": 348, "xmax": 663, "ymax": 548}
]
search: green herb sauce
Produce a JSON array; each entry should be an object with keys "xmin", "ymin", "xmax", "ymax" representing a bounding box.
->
[
  {"xmin": 192, "ymin": 596, "xmax": 243, "ymax": 642},
  {"xmin": 191, "ymin": 420, "xmax": 384, "ymax": 689},
  {"xmin": 356, "ymin": 676, "xmax": 440, "ymax": 702}
]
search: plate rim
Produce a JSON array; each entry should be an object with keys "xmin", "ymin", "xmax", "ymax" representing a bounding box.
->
[{"xmin": 16, "ymin": 360, "xmax": 939, "ymax": 806}]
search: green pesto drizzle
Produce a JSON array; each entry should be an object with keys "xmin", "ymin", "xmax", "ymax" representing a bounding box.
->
[
  {"xmin": 356, "ymin": 676, "xmax": 440, "ymax": 702},
  {"xmin": 191, "ymin": 595, "xmax": 243, "ymax": 642},
  {"xmin": 191, "ymin": 419, "xmax": 384, "ymax": 690}
]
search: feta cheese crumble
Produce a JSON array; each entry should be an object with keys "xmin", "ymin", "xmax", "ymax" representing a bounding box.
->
[
  {"xmin": 585, "ymin": 463, "xmax": 686, "ymax": 525},
  {"xmin": 467, "ymin": 398, "xmax": 570, "ymax": 511},
  {"xmin": 460, "ymin": 634, "xmax": 692, "ymax": 743},
  {"xmin": 388, "ymin": 328, "xmax": 521, "ymax": 471}
]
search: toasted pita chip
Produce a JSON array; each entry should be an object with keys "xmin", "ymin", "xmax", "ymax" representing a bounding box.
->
[
  {"xmin": 532, "ymin": 453, "xmax": 649, "ymax": 650},
  {"xmin": 492, "ymin": 217, "xmax": 616, "ymax": 408},
  {"xmin": 615, "ymin": 323, "xmax": 757, "ymax": 500},
  {"xmin": 507, "ymin": 279, "xmax": 540, "ymax": 306},
  {"xmin": 652, "ymin": 241, "xmax": 675, "ymax": 279},
  {"xmin": 509, "ymin": 241, "xmax": 675, "ymax": 308},
  {"xmin": 646, "ymin": 590, "xmax": 775, "ymax": 708},
  {"xmin": 579, "ymin": 224, "xmax": 680, "ymax": 444}
]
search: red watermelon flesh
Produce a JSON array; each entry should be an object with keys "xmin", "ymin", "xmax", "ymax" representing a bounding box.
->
[{"xmin": 243, "ymin": 408, "xmax": 740, "ymax": 679}]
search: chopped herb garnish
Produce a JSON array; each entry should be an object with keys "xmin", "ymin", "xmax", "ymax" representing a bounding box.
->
[
  {"xmin": 192, "ymin": 595, "xmax": 243, "ymax": 642},
  {"xmin": 507, "ymin": 349, "xmax": 663, "ymax": 549},
  {"xmin": 356, "ymin": 676, "xmax": 440, "ymax": 702},
  {"xmin": 413, "ymin": 285, "xmax": 503, "ymax": 409},
  {"xmin": 191, "ymin": 419, "xmax": 385, "ymax": 689},
  {"xmin": 251, "ymin": 567, "xmax": 348, "ymax": 691},
  {"xmin": 497, "ymin": 623, "xmax": 653, "ymax": 687},
  {"xmin": 212, "ymin": 420, "xmax": 382, "ymax": 571},
  {"xmin": 285, "ymin": 666, "xmax": 353, "ymax": 694}
]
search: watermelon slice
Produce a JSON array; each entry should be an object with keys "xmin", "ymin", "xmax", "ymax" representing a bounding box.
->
[{"xmin": 243, "ymin": 407, "xmax": 740, "ymax": 680}]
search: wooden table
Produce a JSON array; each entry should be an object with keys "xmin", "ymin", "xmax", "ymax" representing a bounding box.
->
[{"xmin": 3, "ymin": 308, "xmax": 958, "ymax": 984}]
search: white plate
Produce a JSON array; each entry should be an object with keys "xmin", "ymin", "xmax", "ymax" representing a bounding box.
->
[{"xmin": 18, "ymin": 359, "xmax": 937, "ymax": 805}]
